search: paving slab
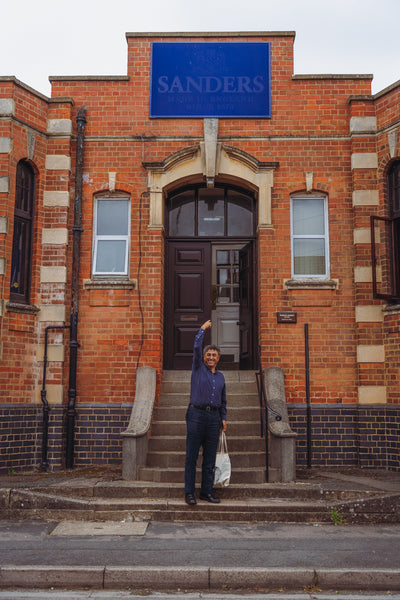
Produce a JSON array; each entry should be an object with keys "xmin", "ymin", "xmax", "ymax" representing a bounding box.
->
[{"xmin": 50, "ymin": 521, "xmax": 148, "ymax": 536}]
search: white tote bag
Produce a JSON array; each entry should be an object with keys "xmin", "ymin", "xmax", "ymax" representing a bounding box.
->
[{"xmin": 214, "ymin": 431, "xmax": 231, "ymax": 487}]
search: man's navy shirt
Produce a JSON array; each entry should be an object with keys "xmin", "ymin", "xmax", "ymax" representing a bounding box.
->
[{"xmin": 190, "ymin": 328, "xmax": 227, "ymax": 421}]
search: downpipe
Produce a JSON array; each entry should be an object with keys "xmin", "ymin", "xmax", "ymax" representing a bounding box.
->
[
  {"xmin": 65, "ymin": 106, "xmax": 87, "ymax": 469},
  {"xmin": 40, "ymin": 325, "xmax": 70, "ymax": 471}
]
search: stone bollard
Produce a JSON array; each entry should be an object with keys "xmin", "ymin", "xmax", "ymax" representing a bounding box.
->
[
  {"xmin": 121, "ymin": 365, "xmax": 157, "ymax": 480},
  {"xmin": 264, "ymin": 366, "xmax": 297, "ymax": 483}
]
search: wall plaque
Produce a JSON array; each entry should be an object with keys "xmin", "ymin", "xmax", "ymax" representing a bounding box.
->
[{"xmin": 277, "ymin": 311, "xmax": 297, "ymax": 324}]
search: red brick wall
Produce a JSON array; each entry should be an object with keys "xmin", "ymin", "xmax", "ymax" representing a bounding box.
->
[{"xmin": 1, "ymin": 33, "xmax": 399, "ymax": 471}]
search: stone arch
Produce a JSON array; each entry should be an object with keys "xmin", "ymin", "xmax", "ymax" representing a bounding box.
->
[{"xmin": 143, "ymin": 143, "xmax": 278, "ymax": 231}]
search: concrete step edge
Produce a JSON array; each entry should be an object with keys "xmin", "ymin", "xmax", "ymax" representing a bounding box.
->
[{"xmin": 1, "ymin": 565, "xmax": 400, "ymax": 592}]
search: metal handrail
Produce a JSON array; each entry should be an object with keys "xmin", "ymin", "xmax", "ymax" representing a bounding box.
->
[{"xmin": 255, "ymin": 347, "xmax": 282, "ymax": 482}]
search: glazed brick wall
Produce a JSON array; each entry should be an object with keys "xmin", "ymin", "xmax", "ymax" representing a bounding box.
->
[
  {"xmin": 0, "ymin": 405, "xmax": 42, "ymax": 472},
  {"xmin": 73, "ymin": 405, "xmax": 132, "ymax": 466},
  {"xmin": 2, "ymin": 404, "xmax": 398, "ymax": 473},
  {"xmin": 288, "ymin": 404, "xmax": 400, "ymax": 470}
]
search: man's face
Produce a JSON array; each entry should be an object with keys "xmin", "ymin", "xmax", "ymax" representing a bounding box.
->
[{"xmin": 203, "ymin": 349, "xmax": 220, "ymax": 370}]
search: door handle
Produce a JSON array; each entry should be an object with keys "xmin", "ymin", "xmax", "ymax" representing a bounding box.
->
[{"xmin": 237, "ymin": 321, "xmax": 244, "ymax": 326}]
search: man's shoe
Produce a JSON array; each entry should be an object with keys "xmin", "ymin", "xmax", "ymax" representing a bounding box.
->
[
  {"xmin": 185, "ymin": 493, "xmax": 197, "ymax": 506},
  {"xmin": 199, "ymin": 492, "xmax": 220, "ymax": 504}
]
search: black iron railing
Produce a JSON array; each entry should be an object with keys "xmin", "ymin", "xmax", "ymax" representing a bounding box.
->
[{"xmin": 255, "ymin": 347, "xmax": 282, "ymax": 482}]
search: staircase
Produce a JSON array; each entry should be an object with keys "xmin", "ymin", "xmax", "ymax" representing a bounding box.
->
[
  {"xmin": 2, "ymin": 370, "xmax": 397, "ymax": 524},
  {"xmin": 139, "ymin": 370, "xmax": 268, "ymax": 485}
]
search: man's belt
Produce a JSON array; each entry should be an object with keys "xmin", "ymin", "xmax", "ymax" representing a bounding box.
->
[{"xmin": 189, "ymin": 403, "xmax": 219, "ymax": 412}]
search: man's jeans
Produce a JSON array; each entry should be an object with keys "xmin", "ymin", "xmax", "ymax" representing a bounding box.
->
[{"xmin": 184, "ymin": 404, "xmax": 220, "ymax": 495}]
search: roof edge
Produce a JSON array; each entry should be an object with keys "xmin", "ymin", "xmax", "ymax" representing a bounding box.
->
[
  {"xmin": 373, "ymin": 78, "xmax": 400, "ymax": 100},
  {"xmin": 126, "ymin": 31, "xmax": 296, "ymax": 39},
  {"xmin": 49, "ymin": 76, "xmax": 130, "ymax": 83},
  {"xmin": 293, "ymin": 74, "xmax": 373, "ymax": 81},
  {"xmin": 0, "ymin": 76, "xmax": 50, "ymax": 102}
]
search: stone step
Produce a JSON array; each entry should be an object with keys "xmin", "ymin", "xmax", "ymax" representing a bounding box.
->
[
  {"xmin": 160, "ymin": 381, "xmax": 258, "ymax": 394},
  {"xmin": 145, "ymin": 451, "xmax": 266, "ymax": 469},
  {"xmin": 150, "ymin": 422, "xmax": 261, "ymax": 437},
  {"xmin": 153, "ymin": 406, "xmax": 261, "ymax": 420},
  {"xmin": 9, "ymin": 480, "xmax": 379, "ymax": 502},
  {"xmin": 138, "ymin": 466, "xmax": 267, "ymax": 484},
  {"xmin": 148, "ymin": 436, "xmax": 265, "ymax": 452},
  {"xmin": 4, "ymin": 488, "xmax": 395, "ymax": 524},
  {"xmin": 161, "ymin": 370, "xmax": 257, "ymax": 383},
  {"xmin": 157, "ymin": 394, "xmax": 259, "ymax": 406}
]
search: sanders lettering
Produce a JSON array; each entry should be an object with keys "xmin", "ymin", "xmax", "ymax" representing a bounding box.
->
[{"xmin": 158, "ymin": 75, "xmax": 265, "ymax": 94}]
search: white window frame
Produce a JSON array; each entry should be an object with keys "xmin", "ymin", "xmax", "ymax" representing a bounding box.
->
[
  {"xmin": 290, "ymin": 195, "xmax": 330, "ymax": 279},
  {"xmin": 92, "ymin": 196, "xmax": 130, "ymax": 276}
]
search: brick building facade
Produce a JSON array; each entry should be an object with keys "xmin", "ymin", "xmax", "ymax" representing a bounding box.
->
[{"xmin": 0, "ymin": 31, "xmax": 399, "ymax": 474}]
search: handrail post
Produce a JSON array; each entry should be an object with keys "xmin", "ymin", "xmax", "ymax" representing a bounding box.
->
[
  {"xmin": 305, "ymin": 323, "xmax": 312, "ymax": 468},
  {"xmin": 256, "ymin": 346, "xmax": 282, "ymax": 483}
]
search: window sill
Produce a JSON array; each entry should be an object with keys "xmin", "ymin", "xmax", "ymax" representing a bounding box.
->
[
  {"xmin": 383, "ymin": 303, "xmax": 400, "ymax": 315},
  {"xmin": 83, "ymin": 278, "xmax": 137, "ymax": 291},
  {"xmin": 284, "ymin": 278, "xmax": 338, "ymax": 290},
  {"xmin": 6, "ymin": 301, "xmax": 40, "ymax": 315}
]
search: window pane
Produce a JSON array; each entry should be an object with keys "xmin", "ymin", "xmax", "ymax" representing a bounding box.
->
[
  {"xmin": 97, "ymin": 200, "xmax": 129, "ymax": 235},
  {"xmin": 169, "ymin": 192, "xmax": 195, "ymax": 236},
  {"xmin": 294, "ymin": 239, "xmax": 326, "ymax": 275},
  {"xmin": 15, "ymin": 162, "xmax": 35, "ymax": 214},
  {"xmin": 96, "ymin": 240, "xmax": 127, "ymax": 273},
  {"xmin": 11, "ymin": 161, "xmax": 35, "ymax": 302},
  {"xmin": 10, "ymin": 219, "xmax": 29, "ymax": 295},
  {"xmin": 227, "ymin": 192, "xmax": 253, "ymax": 236},
  {"xmin": 198, "ymin": 189, "xmax": 224, "ymax": 236},
  {"xmin": 389, "ymin": 162, "xmax": 400, "ymax": 217},
  {"xmin": 216, "ymin": 250, "xmax": 229, "ymax": 265},
  {"xmin": 293, "ymin": 199, "xmax": 325, "ymax": 235},
  {"xmin": 217, "ymin": 269, "xmax": 230, "ymax": 284},
  {"xmin": 218, "ymin": 286, "xmax": 230, "ymax": 303}
]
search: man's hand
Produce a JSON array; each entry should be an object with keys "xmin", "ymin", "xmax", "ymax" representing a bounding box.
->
[
  {"xmin": 221, "ymin": 420, "xmax": 227, "ymax": 433},
  {"xmin": 201, "ymin": 320, "xmax": 212, "ymax": 330}
]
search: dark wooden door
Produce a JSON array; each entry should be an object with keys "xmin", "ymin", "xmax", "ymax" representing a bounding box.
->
[
  {"xmin": 165, "ymin": 241, "xmax": 211, "ymax": 369},
  {"xmin": 239, "ymin": 242, "xmax": 254, "ymax": 369}
]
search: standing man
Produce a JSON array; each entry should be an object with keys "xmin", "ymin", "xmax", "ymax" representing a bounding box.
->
[{"xmin": 184, "ymin": 320, "xmax": 227, "ymax": 506}]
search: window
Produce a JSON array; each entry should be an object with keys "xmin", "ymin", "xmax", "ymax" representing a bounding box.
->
[
  {"xmin": 10, "ymin": 161, "xmax": 35, "ymax": 303},
  {"xmin": 215, "ymin": 248, "xmax": 240, "ymax": 304},
  {"xmin": 167, "ymin": 185, "xmax": 255, "ymax": 238},
  {"xmin": 291, "ymin": 196, "xmax": 329, "ymax": 278},
  {"xmin": 93, "ymin": 197, "xmax": 130, "ymax": 276},
  {"xmin": 371, "ymin": 161, "xmax": 400, "ymax": 300}
]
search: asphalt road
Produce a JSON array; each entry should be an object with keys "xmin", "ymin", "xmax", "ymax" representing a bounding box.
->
[{"xmin": 0, "ymin": 520, "xmax": 399, "ymax": 569}]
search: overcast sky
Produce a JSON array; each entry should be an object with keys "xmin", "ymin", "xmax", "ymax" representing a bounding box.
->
[{"xmin": 1, "ymin": 0, "xmax": 398, "ymax": 97}]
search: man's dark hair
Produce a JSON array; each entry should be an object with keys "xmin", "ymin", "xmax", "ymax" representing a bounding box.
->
[{"xmin": 203, "ymin": 344, "xmax": 221, "ymax": 357}]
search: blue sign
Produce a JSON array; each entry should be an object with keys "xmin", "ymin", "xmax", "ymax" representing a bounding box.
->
[{"xmin": 150, "ymin": 42, "xmax": 271, "ymax": 118}]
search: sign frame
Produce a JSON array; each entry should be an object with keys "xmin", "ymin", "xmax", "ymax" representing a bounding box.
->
[{"xmin": 150, "ymin": 41, "xmax": 271, "ymax": 119}]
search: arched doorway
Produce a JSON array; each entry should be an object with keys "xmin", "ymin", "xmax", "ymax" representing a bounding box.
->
[{"xmin": 164, "ymin": 183, "xmax": 257, "ymax": 370}]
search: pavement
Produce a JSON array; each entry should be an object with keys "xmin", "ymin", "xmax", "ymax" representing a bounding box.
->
[{"xmin": 0, "ymin": 467, "xmax": 399, "ymax": 594}]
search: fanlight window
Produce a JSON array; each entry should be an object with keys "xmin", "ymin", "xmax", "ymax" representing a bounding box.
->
[{"xmin": 167, "ymin": 186, "xmax": 255, "ymax": 238}]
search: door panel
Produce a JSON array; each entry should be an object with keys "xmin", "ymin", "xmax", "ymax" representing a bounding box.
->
[
  {"xmin": 239, "ymin": 242, "xmax": 254, "ymax": 369},
  {"xmin": 211, "ymin": 244, "xmax": 242, "ymax": 368},
  {"xmin": 165, "ymin": 241, "xmax": 211, "ymax": 369}
]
